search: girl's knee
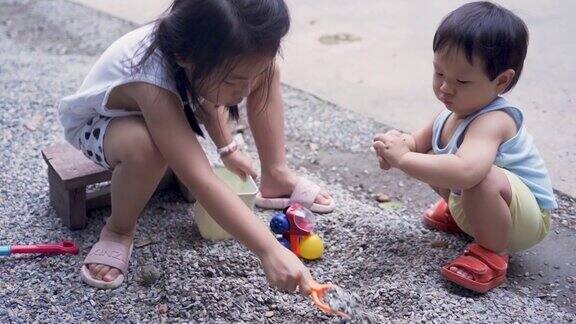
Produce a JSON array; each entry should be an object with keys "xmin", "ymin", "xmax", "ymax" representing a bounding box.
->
[{"xmin": 121, "ymin": 120, "xmax": 166, "ymax": 169}]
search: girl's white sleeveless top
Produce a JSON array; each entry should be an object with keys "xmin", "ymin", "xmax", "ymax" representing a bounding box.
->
[{"xmin": 58, "ymin": 24, "xmax": 183, "ymax": 148}]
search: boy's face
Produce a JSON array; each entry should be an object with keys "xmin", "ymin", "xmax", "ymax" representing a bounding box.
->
[{"xmin": 433, "ymin": 48, "xmax": 505, "ymax": 116}]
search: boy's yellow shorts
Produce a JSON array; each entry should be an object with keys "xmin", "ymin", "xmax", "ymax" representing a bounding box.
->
[{"xmin": 448, "ymin": 168, "xmax": 550, "ymax": 253}]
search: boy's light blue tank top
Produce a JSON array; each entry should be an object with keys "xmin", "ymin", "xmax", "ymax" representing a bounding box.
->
[{"xmin": 432, "ymin": 97, "xmax": 557, "ymax": 210}]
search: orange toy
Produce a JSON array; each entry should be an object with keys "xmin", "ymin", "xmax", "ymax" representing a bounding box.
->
[{"xmin": 309, "ymin": 281, "xmax": 349, "ymax": 317}]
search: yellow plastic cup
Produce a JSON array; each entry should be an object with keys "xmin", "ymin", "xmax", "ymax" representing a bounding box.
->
[{"xmin": 193, "ymin": 167, "xmax": 258, "ymax": 240}]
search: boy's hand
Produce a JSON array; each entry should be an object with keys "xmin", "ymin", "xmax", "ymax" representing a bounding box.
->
[
  {"xmin": 373, "ymin": 130, "xmax": 411, "ymax": 168},
  {"xmin": 222, "ymin": 150, "xmax": 258, "ymax": 180},
  {"xmin": 259, "ymin": 244, "xmax": 314, "ymax": 295},
  {"xmin": 373, "ymin": 130, "xmax": 403, "ymax": 170}
]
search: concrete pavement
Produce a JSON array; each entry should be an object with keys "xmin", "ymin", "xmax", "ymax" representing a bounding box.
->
[{"xmin": 71, "ymin": 0, "xmax": 576, "ymax": 197}]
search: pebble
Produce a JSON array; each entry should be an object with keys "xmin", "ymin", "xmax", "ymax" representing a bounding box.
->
[
  {"xmin": 430, "ymin": 240, "xmax": 449, "ymax": 249},
  {"xmin": 375, "ymin": 193, "xmax": 391, "ymax": 203},
  {"xmin": 157, "ymin": 304, "xmax": 168, "ymax": 315}
]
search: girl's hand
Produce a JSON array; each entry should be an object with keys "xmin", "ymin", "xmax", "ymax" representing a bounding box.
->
[
  {"xmin": 373, "ymin": 131, "xmax": 411, "ymax": 168},
  {"xmin": 258, "ymin": 244, "xmax": 314, "ymax": 295},
  {"xmin": 222, "ymin": 150, "xmax": 258, "ymax": 180}
]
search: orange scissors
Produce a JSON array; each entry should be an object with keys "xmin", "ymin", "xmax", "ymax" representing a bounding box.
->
[{"xmin": 309, "ymin": 281, "xmax": 349, "ymax": 318}]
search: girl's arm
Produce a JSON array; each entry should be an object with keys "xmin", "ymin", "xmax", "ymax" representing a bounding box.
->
[
  {"xmin": 134, "ymin": 84, "xmax": 271, "ymax": 252},
  {"xmin": 199, "ymin": 102, "xmax": 234, "ymax": 148},
  {"xmin": 130, "ymin": 83, "xmax": 312, "ymax": 292},
  {"xmin": 200, "ymin": 102, "xmax": 257, "ymax": 179},
  {"xmin": 398, "ymin": 111, "xmax": 516, "ymax": 189}
]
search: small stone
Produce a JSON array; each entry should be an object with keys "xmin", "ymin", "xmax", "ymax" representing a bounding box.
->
[
  {"xmin": 23, "ymin": 113, "xmax": 45, "ymax": 131},
  {"xmin": 265, "ymin": 311, "xmax": 274, "ymax": 318},
  {"xmin": 139, "ymin": 265, "xmax": 162, "ymax": 286},
  {"xmin": 135, "ymin": 238, "xmax": 155, "ymax": 248},
  {"xmin": 430, "ymin": 240, "xmax": 449, "ymax": 249},
  {"xmin": 554, "ymin": 265, "xmax": 561, "ymax": 270},
  {"xmin": 157, "ymin": 304, "xmax": 168, "ymax": 314},
  {"xmin": 309, "ymin": 143, "xmax": 319, "ymax": 151},
  {"xmin": 375, "ymin": 193, "xmax": 390, "ymax": 203}
]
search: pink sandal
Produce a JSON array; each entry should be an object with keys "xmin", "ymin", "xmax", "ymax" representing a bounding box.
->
[
  {"xmin": 255, "ymin": 178, "xmax": 335, "ymax": 213},
  {"xmin": 80, "ymin": 241, "xmax": 133, "ymax": 289}
]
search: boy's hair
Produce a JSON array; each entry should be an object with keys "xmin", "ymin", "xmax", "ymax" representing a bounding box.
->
[
  {"xmin": 433, "ymin": 1, "xmax": 528, "ymax": 93},
  {"xmin": 135, "ymin": 0, "xmax": 290, "ymax": 136}
]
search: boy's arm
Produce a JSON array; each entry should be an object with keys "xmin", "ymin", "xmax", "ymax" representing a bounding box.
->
[
  {"xmin": 398, "ymin": 111, "xmax": 514, "ymax": 189},
  {"xmin": 409, "ymin": 113, "xmax": 437, "ymax": 153},
  {"xmin": 388, "ymin": 110, "xmax": 439, "ymax": 154},
  {"xmin": 373, "ymin": 113, "xmax": 436, "ymax": 170}
]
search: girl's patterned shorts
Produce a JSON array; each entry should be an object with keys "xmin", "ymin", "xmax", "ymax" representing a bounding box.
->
[{"xmin": 76, "ymin": 115, "xmax": 113, "ymax": 169}]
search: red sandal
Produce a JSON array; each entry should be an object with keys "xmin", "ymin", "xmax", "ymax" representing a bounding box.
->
[
  {"xmin": 422, "ymin": 199, "xmax": 464, "ymax": 234},
  {"xmin": 441, "ymin": 243, "xmax": 508, "ymax": 293}
]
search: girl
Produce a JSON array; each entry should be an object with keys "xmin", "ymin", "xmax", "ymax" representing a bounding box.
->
[{"xmin": 59, "ymin": 0, "xmax": 334, "ymax": 290}]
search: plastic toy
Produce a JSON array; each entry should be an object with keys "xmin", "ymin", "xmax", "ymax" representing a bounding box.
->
[
  {"xmin": 0, "ymin": 241, "xmax": 79, "ymax": 257},
  {"xmin": 299, "ymin": 234, "xmax": 325, "ymax": 260},
  {"xmin": 269, "ymin": 203, "xmax": 325, "ymax": 260},
  {"xmin": 310, "ymin": 281, "xmax": 348, "ymax": 317}
]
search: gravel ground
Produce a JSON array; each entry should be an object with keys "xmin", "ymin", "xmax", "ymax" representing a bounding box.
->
[{"xmin": 0, "ymin": 0, "xmax": 575, "ymax": 322}]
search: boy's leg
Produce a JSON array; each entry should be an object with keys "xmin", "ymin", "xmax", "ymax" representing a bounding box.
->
[
  {"xmin": 246, "ymin": 66, "xmax": 331, "ymax": 205},
  {"xmin": 430, "ymin": 186, "xmax": 450, "ymax": 202},
  {"xmin": 450, "ymin": 166, "xmax": 512, "ymax": 279},
  {"xmin": 86, "ymin": 116, "xmax": 168, "ymax": 282}
]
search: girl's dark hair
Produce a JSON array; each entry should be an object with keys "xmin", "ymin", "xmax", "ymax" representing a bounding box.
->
[
  {"xmin": 135, "ymin": 0, "xmax": 290, "ymax": 136},
  {"xmin": 433, "ymin": 1, "xmax": 528, "ymax": 93}
]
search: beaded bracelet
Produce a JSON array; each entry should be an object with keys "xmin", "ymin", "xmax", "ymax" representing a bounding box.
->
[{"xmin": 217, "ymin": 139, "xmax": 238, "ymax": 158}]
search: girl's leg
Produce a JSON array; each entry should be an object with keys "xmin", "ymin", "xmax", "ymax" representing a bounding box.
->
[
  {"xmin": 86, "ymin": 116, "xmax": 168, "ymax": 282},
  {"xmin": 450, "ymin": 166, "xmax": 512, "ymax": 279},
  {"xmin": 246, "ymin": 66, "xmax": 331, "ymax": 205}
]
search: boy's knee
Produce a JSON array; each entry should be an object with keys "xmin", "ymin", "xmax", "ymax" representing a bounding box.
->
[{"xmin": 465, "ymin": 167, "xmax": 512, "ymax": 204}]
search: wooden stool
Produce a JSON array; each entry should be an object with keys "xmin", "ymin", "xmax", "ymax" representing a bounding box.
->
[{"xmin": 42, "ymin": 142, "xmax": 178, "ymax": 229}]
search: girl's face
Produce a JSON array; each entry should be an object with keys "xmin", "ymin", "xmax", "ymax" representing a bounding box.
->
[
  {"xmin": 432, "ymin": 48, "xmax": 513, "ymax": 117},
  {"xmin": 196, "ymin": 56, "xmax": 273, "ymax": 107}
]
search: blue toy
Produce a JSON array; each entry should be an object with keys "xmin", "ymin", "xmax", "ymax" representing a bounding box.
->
[{"xmin": 270, "ymin": 212, "xmax": 290, "ymax": 234}]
